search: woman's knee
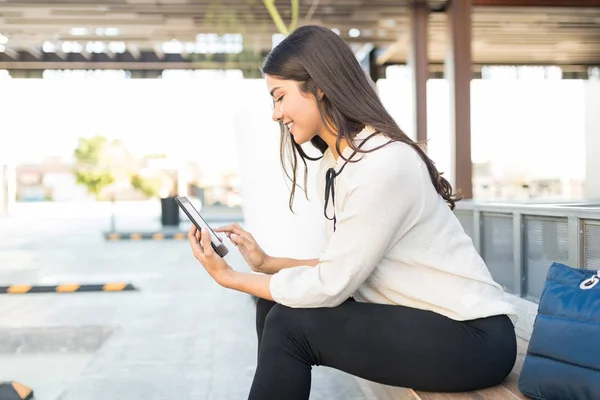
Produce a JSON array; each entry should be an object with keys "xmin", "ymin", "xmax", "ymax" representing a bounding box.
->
[
  {"xmin": 256, "ymin": 298, "xmax": 277, "ymax": 326},
  {"xmin": 263, "ymin": 304, "xmax": 320, "ymax": 338},
  {"xmin": 261, "ymin": 305, "xmax": 320, "ymax": 365},
  {"xmin": 264, "ymin": 303, "xmax": 291, "ymax": 324},
  {"xmin": 263, "ymin": 304, "xmax": 307, "ymax": 335}
]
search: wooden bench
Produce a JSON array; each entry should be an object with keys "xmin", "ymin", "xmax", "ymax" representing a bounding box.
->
[{"xmin": 355, "ymin": 294, "xmax": 537, "ymax": 400}]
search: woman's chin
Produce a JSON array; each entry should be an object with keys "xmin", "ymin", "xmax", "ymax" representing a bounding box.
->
[{"xmin": 291, "ymin": 133, "xmax": 309, "ymax": 145}]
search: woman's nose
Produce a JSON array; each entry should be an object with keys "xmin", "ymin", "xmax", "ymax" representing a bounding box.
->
[{"xmin": 272, "ymin": 108, "xmax": 283, "ymax": 122}]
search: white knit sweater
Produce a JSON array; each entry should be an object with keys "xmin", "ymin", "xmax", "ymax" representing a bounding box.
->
[{"xmin": 270, "ymin": 127, "xmax": 516, "ymax": 322}]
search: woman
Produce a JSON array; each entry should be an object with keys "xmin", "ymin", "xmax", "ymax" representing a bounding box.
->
[{"xmin": 187, "ymin": 25, "xmax": 517, "ymax": 399}]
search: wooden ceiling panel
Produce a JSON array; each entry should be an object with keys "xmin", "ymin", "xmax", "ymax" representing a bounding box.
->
[
  {"xmin": 382, "ymin": 6, "xmax": 600, "ymax": 65},
  {"xmin": 0, "ymin": 0, "xmax": 598, "ymax": 67}
]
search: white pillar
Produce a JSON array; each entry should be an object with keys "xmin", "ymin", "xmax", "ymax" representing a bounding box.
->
[
  {"xmin": 0, "ymin": 76, "xmax": 5, "ymax": 214},
  {"xmin": 232, "ymin": 92, "xmax": 325, "ymax": 260},
  {"xmin": 584, "ymin": 80, "xmax": 600, "ymax": 198},
  {"xmin": 0, "ymin": 164, "xmax": 16, "ymax": 215},
  {"xmin": 0, "ymin": 165, "xmax": 5, "ymax": 215}
]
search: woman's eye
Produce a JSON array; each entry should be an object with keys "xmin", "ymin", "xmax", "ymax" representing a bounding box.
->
[{"xmin": 275, "ymin": 95, "xmax": 284, "ymax": 102}]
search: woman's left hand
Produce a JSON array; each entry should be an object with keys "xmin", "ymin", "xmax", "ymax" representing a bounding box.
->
[{"xmin": 188, "ymin": 225, "xmax": 233, "ymax": 286}]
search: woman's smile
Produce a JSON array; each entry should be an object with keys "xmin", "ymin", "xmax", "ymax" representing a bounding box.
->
[{"xmin": 285, "ymin": 121, "xmax": 294, "ymax": 133}]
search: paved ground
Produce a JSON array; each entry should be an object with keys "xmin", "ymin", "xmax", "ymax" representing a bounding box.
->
[{"xmin": 0, "ymin": 201, "xmax": 375, "ymax": 400}]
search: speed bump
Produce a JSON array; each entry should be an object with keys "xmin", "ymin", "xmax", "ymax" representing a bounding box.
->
[
  {"xmin": 152, "ymin": 233, "xmax": 164, "ymax": 240},
  {"xmin": 0, "ymin": 381, "xmax": 33, "ymax": 400},
  {"xmin": 6, "ymin": 285, "xmax": 31, "ymax": 294},
  {"xmin": 103, "ymin": 232, "xmax": 188, "ymax": 241},
  {"xmin": 0, "ymin": 283, "xmax": 137, "ymax": 294}
]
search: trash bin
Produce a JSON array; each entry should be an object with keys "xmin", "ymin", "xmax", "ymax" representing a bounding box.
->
[{"xmin": 160, "ymin": 197, "xmax": 180, "ymax": 227}]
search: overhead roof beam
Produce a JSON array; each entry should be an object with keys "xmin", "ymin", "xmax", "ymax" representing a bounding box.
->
[
  {"xmin": 0, "ymin": 61, "xmax": 264, "ymax": 70},
  {"xmin": 474, "ymin": 0, "xmax": 600, "ymax": 6}
]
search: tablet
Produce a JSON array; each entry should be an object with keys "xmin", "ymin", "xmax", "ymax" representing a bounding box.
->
[{"xmin": 174, "ymin": 196, "xmax": 229, "ymax": 257}]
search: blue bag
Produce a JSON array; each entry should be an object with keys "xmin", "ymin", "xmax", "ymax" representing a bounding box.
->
[{"xmin": 518, "ymin": 262, "xmax": 600, "ymax": 400}]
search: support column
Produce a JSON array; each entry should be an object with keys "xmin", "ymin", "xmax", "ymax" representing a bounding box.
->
[
  {"xmin": 445, "ymin": 0, "xmax": 473, "ymax": 198},
  {"xmin": 584, "ymin": 80, "xmax": 600, "ymax": 198},
  {"xmin": 0, "ymin": 79, "xmax": 8, "ymax": 215},
  {"xmin": 0, "ymin": 164, "xmax": 16, "ymax": 216},
  {"xmin": 0, "ymin": 165, "xmax": 5, "ymax": 215},
  {"xmin": 409, "ymin": 0, "xmax": 429, "ymax": 144}
]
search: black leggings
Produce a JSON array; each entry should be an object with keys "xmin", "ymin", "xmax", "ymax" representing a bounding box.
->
[{"xmin": 249, "ymin": 298, "xmax": 516, "ymax": 399}]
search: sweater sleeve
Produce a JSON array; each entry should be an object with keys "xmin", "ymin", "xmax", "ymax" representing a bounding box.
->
[{"xmin": 270, "ymin": 147, "xmax": 426, "ymax": 307}]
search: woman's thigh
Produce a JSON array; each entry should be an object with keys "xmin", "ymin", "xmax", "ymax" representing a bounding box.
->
[
  {"xmin": 258, "ymin": 299, "xmax": 516, "ymax": 392},
  {"xmin": 255, "ymin": 298, "xmax": 277, "ymax": 356}
]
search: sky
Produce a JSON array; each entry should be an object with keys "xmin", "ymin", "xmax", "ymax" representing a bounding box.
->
[{"xmin": 0, "ymin": 72, "xmax": 589, "ymax": 181}]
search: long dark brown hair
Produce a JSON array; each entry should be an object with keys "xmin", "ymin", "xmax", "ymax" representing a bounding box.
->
[{"xmin": 261, "ymin": 25, "xmax": 462, "ymax": 212}]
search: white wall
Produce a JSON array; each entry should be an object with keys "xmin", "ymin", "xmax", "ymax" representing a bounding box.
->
[
  {"xmin": 378, "ymin": 78, "xmax": 587, "ymax": 184},
  {"xmin": 584, "ymin": 80, "xmax": 600, "ymax": 198},
  {"xmin": 232, "ymin": 81, "xmax": 325, "ymax": 260}
]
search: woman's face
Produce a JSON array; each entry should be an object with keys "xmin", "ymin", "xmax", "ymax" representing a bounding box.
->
[{"xmin": 265, "ymin": 74, "xmax": 323, "ymax": 145}]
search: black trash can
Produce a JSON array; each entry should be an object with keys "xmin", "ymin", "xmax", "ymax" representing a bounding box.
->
[{"xmin": 160, "ymin": 197, "xmax": 180, "ymax": 227}]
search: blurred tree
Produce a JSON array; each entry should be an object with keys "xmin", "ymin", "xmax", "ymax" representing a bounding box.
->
[
  {"xmin": 130, "ymin": 154, "xmax": 173, "ymax": 199},
  {"xmin": 73, "ymin": 136, "xmax": 116, "ymax": 199},
  {"xmin": 73, "ymin": 137, "xmax": 175, "ymax": 201},
  {"xmin": 75, "ymin": 170, "xmax": 115, "ymax": 199},
  {"xmin": 130, "ymin": 173, "xmax": 163, "ymax": 198}
]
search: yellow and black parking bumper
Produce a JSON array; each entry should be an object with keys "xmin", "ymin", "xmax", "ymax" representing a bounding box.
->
[
  {"xmin": 104, "ymin": 232, "xmax": 188, "ymax": 241},
  {"xmin": 0, "ymin": 283, "xmax": 137, "ymax": 294}
]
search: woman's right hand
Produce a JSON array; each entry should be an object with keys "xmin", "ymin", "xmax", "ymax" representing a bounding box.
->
[{"xmin": 214, "ymin": 223, "xmax": 271, "ymax": 273}]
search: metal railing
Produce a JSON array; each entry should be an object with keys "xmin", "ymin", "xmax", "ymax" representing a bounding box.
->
[{"xmin": 454, "ymin": 200, "xmax": 600, "ymax": 302}]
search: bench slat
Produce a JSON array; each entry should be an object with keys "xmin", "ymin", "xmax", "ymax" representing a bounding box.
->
[{"xmin": 410, "ymin": 384, "xmax": 522, "ymax": 400}]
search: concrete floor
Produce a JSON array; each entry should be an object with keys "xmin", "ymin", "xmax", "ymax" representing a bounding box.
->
[{"xmin": 0, "ymin": 201, "xmax": 375, "ymax": 400}]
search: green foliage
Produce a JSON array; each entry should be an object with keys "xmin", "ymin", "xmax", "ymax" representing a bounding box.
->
[
  {"xmin": 74, "ymin": 136, "xmax": 108, "ymax": 165},
  {"xmin": 130, "ymin": 173, "xmax": 162, "ymax": 198},
  {"xmin": 73, "ymin": 136, "xmax": 116, "ymax": 199},
  {"xmin": 73, "ymin": 135, "xmax": 170, "ymax": 200},
  {"xmin": 75, "ymin": 170, "xmax": 115, "ymax": 197}
]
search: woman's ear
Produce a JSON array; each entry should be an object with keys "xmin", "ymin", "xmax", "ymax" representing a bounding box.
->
[{"xmin": 317, "ymin": 88, "xmax": 324, "ymax": 100}]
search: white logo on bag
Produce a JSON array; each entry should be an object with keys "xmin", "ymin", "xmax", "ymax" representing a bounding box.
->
[{"xmin": 579, "ymin": 270, "xmax": 600, "ymax": 290}]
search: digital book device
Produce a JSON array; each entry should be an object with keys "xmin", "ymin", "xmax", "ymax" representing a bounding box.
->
[{"xmin": 174, "ymin": 196, "xmax": 229, "ymax": 257}]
